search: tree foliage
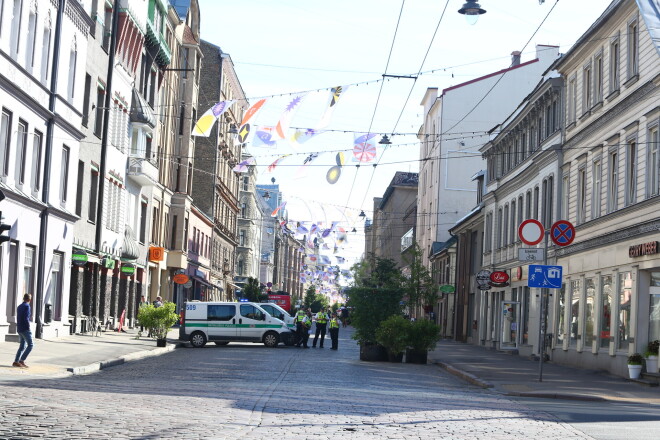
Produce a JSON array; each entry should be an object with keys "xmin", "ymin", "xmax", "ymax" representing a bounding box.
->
[
  {"xmin": 242, "ymin": 277, "xmax": 267, "ymax": 302},
  {"xmin": 303, "ymin": 284, "xmax": 317, "ymax": 309},
  {"xmin": 402, "ymin": 243, "xmax": 437, "ymax": 311},
  {"xmin": 347, "ymin": 287, "xmax": 403, "ymax": 344}
]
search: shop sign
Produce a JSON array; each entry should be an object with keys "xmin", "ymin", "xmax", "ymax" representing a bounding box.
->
[
  {"xmin": 72, "ymin": 250, "xmax": 88, "ymax": 267},
  {"xmin": 477, "ymin": 282, "xmax": 491, "ymax": 291},
  {"xmin": 173, "ymin": 273, "xmax": 189, "ymax": 285},
  {"xmin": 629, "ymin": 241, "xmax": 658, "ymax": 258},
  {"xmin": 149, "ymin": 247, "xmax": 164, "ymax": 262},
  {"xmin": 512, "ymin": 266, "xmax": 523, "ymax": 282},
  {"xmin": 476, "ymin": 270, "xmax": 491, "ymax": 282},
  {"xmin": 120, "ymin": 264, "xmax": 135, "ymax": 275},
  {"xmin": 102, "ymin": 256, "xmax": 115, "ymax": 269},
  {"xmin": 183, "ymin": 279, "xmax": 193, "ymax": 288},
  {"xmin": 439, "ymin": 284, "xmax": 455, "ymax": 294},
  {"xmin": 490, "ymin": 271, "xmax": 509, "ymax": 284}
]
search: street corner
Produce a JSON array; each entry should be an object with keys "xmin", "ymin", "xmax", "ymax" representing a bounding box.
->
[{"xmin": 0, "ymin": 363, "xmax": 71, "ymax": 379}]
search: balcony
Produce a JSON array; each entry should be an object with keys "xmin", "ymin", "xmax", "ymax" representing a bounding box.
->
[
  {"xmin": 145, "ymin": 19, "xmax": 171, "ymax": 66},
  {"xmin": 127, "ymin": 157, "xmax": 158, "ymax": 186}
]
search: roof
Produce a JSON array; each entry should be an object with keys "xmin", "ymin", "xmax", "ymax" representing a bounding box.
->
[
  {"xmin": 182, "ymin": 25, "xmax": 197, "ymax": 44},
  {"xmin": 430, "ymin": 237, "xmax": 457, "ymax": 257},
  {"xmin": 442, "ymin": 58, "xmax": 539, "ymax": 95},
  {"xmin": 379, "ymin": 172, "xmax": 418, "ymax": 210}
]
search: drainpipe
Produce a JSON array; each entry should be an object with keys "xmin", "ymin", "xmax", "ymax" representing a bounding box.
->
[
  {"xmin": 35, "ymin": 0, "xmax": 66, "ymax": 339},
  {"xmin": 94, "ymin": 0, "xmax": 120, "ymax": 252}
]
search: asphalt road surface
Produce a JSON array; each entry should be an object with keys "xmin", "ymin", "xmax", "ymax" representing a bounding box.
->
[{"xmin": 1, "ymin": 328, "xmax": 654, "ymax": 439}]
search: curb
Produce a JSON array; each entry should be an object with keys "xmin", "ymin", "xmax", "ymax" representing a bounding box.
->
[
  {"xmin": 503, "ymin": 391, "xmax": 607, "ymax": 402},
  {"xmin": 67, "ymin": 342, "xmax": 182, "ymax": 375},
  {"xmin": 435, "ymin": 361, "xmax": 494, "ymax": 389}
]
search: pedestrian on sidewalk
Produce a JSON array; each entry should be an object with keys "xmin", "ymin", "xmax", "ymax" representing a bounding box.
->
[
  {"xmin": 153, "ymin": 296, "xmax": 163, "ymax": 308},
  {"xmin": 13, "ymin": 294, "xmax": 33, "ymax": 369},
  {"xmin": 313, "ymin": 308, "xmax": 329, "ymax": 348},
  {"xmin": 138, "ymin": 295, "xmax": 149, "ymax": 336},
  {"xmin": 329, "ymin": 312, "xmax": 340, "ymax": 350}
]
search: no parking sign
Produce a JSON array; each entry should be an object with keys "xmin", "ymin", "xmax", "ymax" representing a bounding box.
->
[{"xmin": 550, "ymin": 220, "xmax": 575, "ymax": 246}]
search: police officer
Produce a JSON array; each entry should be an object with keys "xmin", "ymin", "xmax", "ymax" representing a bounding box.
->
[
  {"xmin": 294, "ymin": 308, "xmax": 307, "ymax": 347},
  {"xmin": 329, "ymin": 312, "xmax": 340, "ymax": 350},
  {"xmin": 299, "ymin": 311, "xmax": 312, "ymax": 348},
  {"xmin": 313, "ymin": 308, "xmax": 329, "ymax": 348}
]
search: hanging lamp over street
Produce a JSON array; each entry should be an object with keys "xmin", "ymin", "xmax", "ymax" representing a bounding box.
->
[
  {"xmin": 458, "ymin": 0, "xmax": 486, "ymax": 25},
  {"xmin": 379, "ymin": 134, "xmax": 392, "ymax": 145}
]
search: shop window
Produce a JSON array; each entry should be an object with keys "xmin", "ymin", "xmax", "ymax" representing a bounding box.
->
[
  {"xmin": 522, "ymin": 287, "xmax": 530, "ymax": 345},
  {"xmin": 617, "ymin": 272, "xmax": 632, "ymax": 351},
  {"xmin": 649, "ymin": 272, "xmax": 660, "ymax": 342},
  {"xmin": 570, "ymin": 280, "xmax": 581, "ymax": 347},
  {"xmin": 600, "ymin": 275, "xmax": 612, "ymax": 349},
  {"xmin": 584, "ymin": 279, "xmax": 595, "ymax": 347}
]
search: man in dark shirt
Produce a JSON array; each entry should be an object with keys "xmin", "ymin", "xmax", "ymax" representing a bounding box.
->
[{"xmin": 13, "ymin": 294, "xmax": 33, "ymax": 368}]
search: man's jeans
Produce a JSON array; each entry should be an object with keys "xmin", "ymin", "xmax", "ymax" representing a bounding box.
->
[{"xmin": 15, "ymin": 331, "xmax": 34, "ymax": 363}]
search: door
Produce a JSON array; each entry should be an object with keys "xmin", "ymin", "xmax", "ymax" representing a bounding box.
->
[
  {"xmin": 238, "ymin": 304, "xmax": 265, "ymax": 341},
  {"xmin": 207, "ymin": 304, "xmax": 237, "ymax": 341},
  {"xmin": 500, "ymin": 301, "xmax": 520, "ymax": 350}
]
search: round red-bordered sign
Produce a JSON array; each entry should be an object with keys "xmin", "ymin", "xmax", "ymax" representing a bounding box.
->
[
  {"xmin": 550, "ymin": 220, "xmax": 576, "ymax": 246},
  {"xmin": 518, "ymin": 219, "xmax": 545, "ymax": 246}
]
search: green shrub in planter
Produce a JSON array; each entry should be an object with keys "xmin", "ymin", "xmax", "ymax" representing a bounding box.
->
[
  {"xmin": 347, "ymin": 287, "xmax": 403, "ymax": 345},
  {"xmin": 407, "ymin": 319, "xmax": 441, "ymax": 352},
  {"xmin": 645, "ymin": 340, "xmax": 659, "ymax": 358},
  {"xmin": 376, "ymin": 315, "xmax": 410, "ymax": 358},
  {"xmin": 137, "ymin": 302, "xmax": 179, "ymax": 341},
  {"xmin": 627, "ymin": 353, "xmax": 644, "ymax": 365}
]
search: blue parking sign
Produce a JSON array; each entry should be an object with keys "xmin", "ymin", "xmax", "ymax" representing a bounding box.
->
[{"xmin": 528, "ymin": 265, "xmax": 563, "ymax": 289}]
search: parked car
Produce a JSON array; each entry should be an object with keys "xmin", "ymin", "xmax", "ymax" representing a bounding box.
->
[
  {"xmin": 258, "ymin": 303, "xmax": 297, "ymax": 346},
  {"xmin": 179, "ymin": 301, "xmax": 295, "ymax": 348}
]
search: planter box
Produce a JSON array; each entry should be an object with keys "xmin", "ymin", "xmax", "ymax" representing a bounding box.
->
[
  {"xmin": 406, "ymin": 348, "xmax": 428, "ymax": 364},
  {"xmin": 156, "ymin": 339, "xmax": 167, "ymax": 347},
  {"xmin": 359, "ymin": 343, "xmax": 388, "ymax": 362},
  {"xmin": 388, "ymin": 352, "xmax": 404, "ymax": 363}
]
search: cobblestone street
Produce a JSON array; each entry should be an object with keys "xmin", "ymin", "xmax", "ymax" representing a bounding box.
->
[{"xmin": 0, "ymin": 330, "xmax": 593, "ymax": 439}]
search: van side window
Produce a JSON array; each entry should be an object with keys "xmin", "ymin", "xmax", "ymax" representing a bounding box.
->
[
  {"xmin": 260, "ymin": 305, "xmax": 274, "ymax": 316},
  {"xmin": 240, "ymin": 305, "xmax": 263, "ymax": 320},
  {"xmin": 208, "ymin": 305, "xmax": 235, "ymax": 321}
]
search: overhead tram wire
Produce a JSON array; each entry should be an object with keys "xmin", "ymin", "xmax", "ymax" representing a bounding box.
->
[
  {"xmin": 355, "ymin": 0, "xmax": 451, "ymax": 224},
  {"xmin": 341, "ymin": 0, "xmax": 408, "ymax": 219}
]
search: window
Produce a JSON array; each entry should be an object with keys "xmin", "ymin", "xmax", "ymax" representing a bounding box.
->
[
  {"xmin": 503, "ymin": 205, "xmax": 509, "ymax": 246},
  {"xmin": 627, "ymin": 19, "xmax": 638, "ymax": 79},
  {"xmin": 237, "ymin": 258, "xmax": 244, "ymax": 276},
  {"xmin": 610, "ymin": 36, "xmax": 620, "ymax": 92},
  {"xmin": 242, "ymin": 176, "xmax": 249, "ymax": 191},
  {"xmin": 102, "ymin": 6, "xmax": 112, "ymax": 51},
  {"xmin": 545, "ymin": 104, "xmax": 552, "ymax": 137},
  {"xmin": 582, "ymin": 63, "xmax": 592, "ymax": 113},
  {"xmin": 561, "ymin": 175, "xmax": 570, "ymax": 219},
  {"xmin": 88, "ymin": 170, "xmax": 98, "ymax": 223},
  {"xmin": 208, "ymin": 304, "xmax": 235, "ymax": 321},
  {"xmin": 170, "ymin": 215, "xmax": 177, "ymax": 249},
  {"xmin": 240, "ymin": 202, "xmax": 246, "ymax": 218},
  {"xmin": 617, "ymin": 271, "xmax": 632, "ymax": 351},
  {"xmin": 556, "ymin": 284, "xmax": 566, "ymax": 346},
  {"xmin": 626, "ymin": 139, "xmax": 637, "ymax": 205},
  {"xmin": 40, "ymin": 21, "xmax": 51, "ymax": 84},
  {"xmin": 240, "ymin": 304, "xmax": 263, "ymax": 320},
  {"xmin": 517, "ymin": 195, "xmax": 523, "ymax": 235},
  {"xmin": 32, "ymin": 130, "xmax": 42, "ymax": 191},
  {"xmin": 608, "ymin": 150, "xmax": 618, "ymax": 212},
  {"xmin": 1, "ymin": 108, "xmax": 12, "ymax": 176},
  {"xmin": 75, "ymin": 161, "xmax": 84, "ymax": 216},
  {"xmin": 570, "ymin": 279, "xmax": 581, "ymax": 347},
  {"xmin": 183, "ymin": 217, "xmax": 189, "ymax": 252},
  {"xmin": 25, "ymin": 7, "xmax": 36, "ymax": 70},
  {"xmin": 50, "ymin": 252, "xmax": 63, "ymax": 321},
  {"xmin": 577, "ymin": 167, "xmax": 586, "ymax": 224},
  {"xmin": 649, "ymin": 127, "xmax": 660, "ymax": 197},
  {"xmin": 178, "ymin": 104, "xmax": 185, "ymax": 135},
  {"xmin": 182, "ymin": 48, "xmax": 189, "ymax": 79},
  {"xmin": 239, "ymin": 229, "xmax": 246, "ymax": 246},
  {"xmin": 592, "ymin": 159, "xmax": 601, "ymax": 218},
  {"xmin": 584, "ymin": 278, "xmax": 595, "ymax": 347},
  {"xmin": 60, "ymin": 145, "xmax": 69, "ymax": 203},
  {"xmin": 10, "ymin": 0, "xmax": 23, "ymax": 59},
  {"xmin": 568, "ymin": 76, "xmax": 577, "ymax": 124},
  {"xmin": 94, "ymin": 86, "xmax": 104, "ymax": 137},
  {"xmin": 82, "ymin": 74, "xmax": 91, "ymax": 127},
  {"xmin": 600, "ymin": 275, "xmax": 612, "ymax": 349},
  {"xmin": 139, "ymin": 199, "xmax": 147, "ymax": 243},
  {"xmin": 6, "ymin": 241, "xmax": 20, "ymax": 320},
  {"xmin": 533, "ymin": 187, "xmax": 539, "ymax": 220},
  {"xmin": 525, "ymin": 191, "xmax": 531, "ymax": 220},
  {"xmin": 17, "ymin": 119, "xmax": 27, "ymax": 184},
  {"xmin": 509, "ymin": 200, "xmax": 516, "ymax": 246},
  {"xmin": 496, "ymin": 209, "xmax": 502, "ymax": 249},
  {"xmin": 594, "ymin": 52, "xmax": 603, "ymax": 103},
  {"xmin": 484, "ymin": 213, "xmax": 492, "ymax": 252},
  {"xmin": 151, "ymin": 201, "xmax": 160, "ymax": 245},
  {"xmin": 68, "ymin": 46, "xmax": 78, "ymax": 101},
  {"xmin": 23, "ymin": 245, "xmax": 36, "ymax": 302}
]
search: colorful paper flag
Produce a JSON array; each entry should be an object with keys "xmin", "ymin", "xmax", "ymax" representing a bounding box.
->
[
  {"xmin": 252, "ymin": 126, "xmax": 278, "ymax": 148},
  {"xmin": 353, "ymin": 133, "xmax": 378, "ymax": 162},
  {"xmin": 238, "ymin": 98, "xmax": 267, "ymax": 144},
  {"xmin": 316, "ymin": 86, "xmax": 349, "ymax": 129},
  {"xmin": 289, "ymin": 128, "xmax": 324, "ymax": 149},
  {"xmin": 191, "ymin": 100, "xmax": 235, "ymax": 137},
  {"xmin": 232, "ymin": 156, "xmax": 255, "ymax": 173},
  {"xmin": 267, "ymin": 154, "xmax": 291, "ymax": 173},
  {"xmin": 271, "ymin": 201, "xmax": 287, "ymax": 217},
  {"xmin": 275, "ymin": 95, "xmax": 305, "ymax": 140}
]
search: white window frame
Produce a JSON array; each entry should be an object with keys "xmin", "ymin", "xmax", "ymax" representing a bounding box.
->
[
  {"xmin": 610, "ymin": 34, "xmax": 620, "ymax": 93},
  {"xmin": 562, "ymin": 174, "xmax": 570, "ymax": 219},
  {"xmin": 626, "ymin": 137, "xmax": 637, "ymax": 206},
  {"xmin": 594, "ymin": 50, "xmax": 603, "ymax": 104},
  {"xmin": 627, "ymin": 17, "xmax": 639, "ymax": 79},
  {"xmin": 648, "ymin": 125, "xmax": 660, "ymax": 198},
  {"xmin": 577, "ymin": 166, "xmax": 587, "ymax": 224},
  {"xmin": 608, "ymin": 148, "xmax": 619, "ymax": 213},
  {"xmin": 582, "ymin": 62, "xmax": 592, "ymax": 114},
  {"xmin": 592, "ymin": 158, "xmax": 602, "ymax": 218}
]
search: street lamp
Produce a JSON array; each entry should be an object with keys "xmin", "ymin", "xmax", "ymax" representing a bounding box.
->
[
  {"xmin": 359, "ymin": 210, "xmax": 366, "ymax": 218},
  {"xmin": 379, "ymin": 134, "xmax": 392, "ymax": 145},
  {"xmin": 458, "ymin": 0, "xmax": 486, "ymax": 25}
]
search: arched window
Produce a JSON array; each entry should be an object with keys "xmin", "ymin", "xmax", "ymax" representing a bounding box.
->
[
  {"xmin": 40, "ymin": 13, "xmax": 52, "ymax": 84},
  {"xmin": 68, "ymin": 37, "xmax": 77, "ymax": 101}
]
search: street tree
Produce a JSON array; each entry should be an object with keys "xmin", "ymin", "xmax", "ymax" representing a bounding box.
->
[
  {"xmin": 242, "ymin": 277, "xmax": 267, "ymax": 302},
  {"xmin": 402, "ymin": 243, "xmax": 436, "ymax": 317}
]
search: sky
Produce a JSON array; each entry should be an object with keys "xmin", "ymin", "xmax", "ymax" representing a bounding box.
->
[{"xmin": 197, "ymin": 0, "xmax": 614, "ymax": 269}]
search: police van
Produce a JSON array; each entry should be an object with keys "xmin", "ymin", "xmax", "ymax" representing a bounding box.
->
[{"xmin": 179, "ymin": 301, "xmax": 294, "ymax": 348}]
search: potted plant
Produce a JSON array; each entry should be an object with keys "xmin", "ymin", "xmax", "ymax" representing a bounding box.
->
[
  {"xmin": 405, "ymin": 319, "xmax": 440, "ymax": 364},
  {"xmin": 644, "ymin": 340, "xmax": 659, "ymax": 373},
  {"xmin": 137, "ymin": 302, "xmax": 179, "ymax": 347},
  {"xmin": 347, "ymin": 286, "xmax": 403, "ymax": 362},
  {"xmin": 627, "ymin": 353, "xmax": 644, "ymax": 379},
  {"xmin": 376, "ymin": 316, "xmax": 410, "ymax": 362}
]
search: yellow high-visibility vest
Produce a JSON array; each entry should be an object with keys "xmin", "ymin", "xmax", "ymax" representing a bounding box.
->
[{"xmin": 329, "ymin": 318, "xmax": 339, "ymax": 329}]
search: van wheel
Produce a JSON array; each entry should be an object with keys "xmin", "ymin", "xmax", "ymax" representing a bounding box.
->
[
  {"xmin": 214, "ymin": 341, "xmax": 229, "ymax": 346},
  {"xmin": 190, "ymin": 331, "xmax": 207, "ymax": 348},
  {"xmin": 263, "ymin": 332, "xmax": 279, "ymax": 348},
  {"xmin": 282, "ymin": 333, "xmax": 295, "ymax": 346}
]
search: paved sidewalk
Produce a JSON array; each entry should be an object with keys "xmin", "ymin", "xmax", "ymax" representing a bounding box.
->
[
  {"xmin": 429, "ymin": 339, "xmax": 660, "ymax": 405},
  {"xmin": 0, "ymin": 327, "xmax": 180, "ymax": 381}
]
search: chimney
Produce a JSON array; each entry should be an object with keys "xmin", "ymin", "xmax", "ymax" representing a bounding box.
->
[{"xmin": 511, "ymin": 51, "xmax": 521, "ymax": 67}]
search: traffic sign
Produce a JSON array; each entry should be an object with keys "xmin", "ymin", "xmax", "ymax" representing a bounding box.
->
[
  {"xmin": 550, "ymin": 220, "xmax": 575, "ymax": 246},
  {"xmin": 518, "ymin": 219, "xmax": 544, "ymax": 245},
  {"xmin": 518, "ymin": 248, "xmax": 545, "ymax": 262},
  {"xmin": 528, "ymin": 265, "xmax": 563, "ymax": 289}
]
